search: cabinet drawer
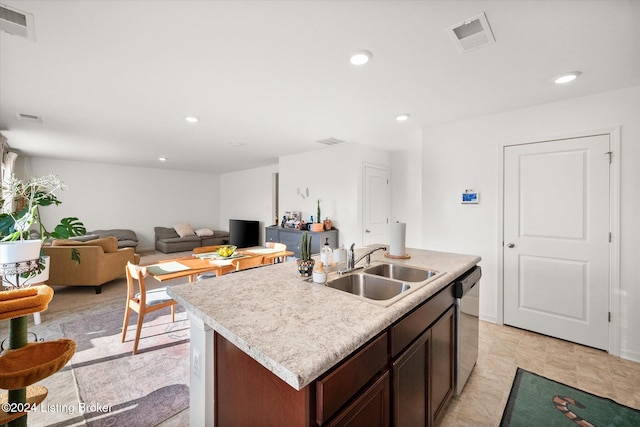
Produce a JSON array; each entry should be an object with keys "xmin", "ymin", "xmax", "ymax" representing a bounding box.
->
[
  {"xmin": 316, "ymin": 333, "xmax": 388, "ymax": 425},
  {"xmin": 327, "ymin": 371, "xmax": 390, "ymax": 427},
  {"xmin": 390, "ymin": 284, "xmax": 454, "ymax": 358}
]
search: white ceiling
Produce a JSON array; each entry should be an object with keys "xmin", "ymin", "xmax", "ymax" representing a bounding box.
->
[{"xmin": 1, "ymin": 0, "xmax": 639, "ymax": 173}]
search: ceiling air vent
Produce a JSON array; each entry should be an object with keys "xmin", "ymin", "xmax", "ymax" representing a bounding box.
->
[
  {"xmin": 0, "ymin": 3, "xmax": 35, "ymax": 41},
  {"xmin": 316, "ymin": 137, "xmax": 345, "ymax": 146},
  {"xmin": 447, "ymin": 12, "xmax": 495, "ymax": 53},
  {"xmin": 16, "ymin": 113, "xmax": 42, "ymax": 123}
]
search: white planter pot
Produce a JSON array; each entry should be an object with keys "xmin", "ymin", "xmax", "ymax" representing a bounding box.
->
[
  {"xmin": 28, "ymin": 255, "xmax": 50, "ymax": 285},
  {"xmin": 0, "ymin": 240, "xmax": 43, "ymax": 264}
]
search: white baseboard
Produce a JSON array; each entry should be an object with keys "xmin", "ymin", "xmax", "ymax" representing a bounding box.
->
[
  {"xmin": 619, "ymin": 349, "xmax": 640, "ymax": 364},
  {"xmin": 479, "ymin": 314, "xmax": 497, "ymax": 324}
]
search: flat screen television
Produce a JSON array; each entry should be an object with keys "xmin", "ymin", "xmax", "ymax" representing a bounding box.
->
[{"xmin": 229, "ymin": 219, "xmax": 260, "ymax": 248}]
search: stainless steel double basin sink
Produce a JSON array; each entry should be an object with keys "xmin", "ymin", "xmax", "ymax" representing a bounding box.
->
[{"xmin": 325, "ymin": 263, "xmax": 442, "ymax": 306}]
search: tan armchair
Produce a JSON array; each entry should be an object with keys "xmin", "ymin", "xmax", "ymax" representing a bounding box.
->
[{"xmin": 43, "ymin": 237, "xmax": 139, "ymax": 294}]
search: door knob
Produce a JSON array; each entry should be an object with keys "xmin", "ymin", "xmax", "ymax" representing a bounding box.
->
[
  {"xmin": 507, "ymin": 243, "xmax": 515, "ymax": 248},
  {"xmin": 365, "ymin": 229, "xmax": 371, "ymax": 233}
]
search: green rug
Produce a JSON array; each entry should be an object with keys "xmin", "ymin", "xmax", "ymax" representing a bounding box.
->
[{"xmin": 500, "ymin": 368, "xmax": 640, "ymax": 427}]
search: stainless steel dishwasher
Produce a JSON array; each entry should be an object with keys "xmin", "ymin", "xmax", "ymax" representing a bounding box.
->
[{"xmin": 454, "ymin": 266, "xmax": 481, "ymax": 395}]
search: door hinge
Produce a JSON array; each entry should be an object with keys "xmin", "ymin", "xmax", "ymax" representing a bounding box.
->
[
  {"xmin": 605, "ymin": 151, "xmax": 613, "ymax": 164},
  {"xmin": 608, "ymin": 312, "xmax": 611, "ymax": 322},
  {"xmin": 609, "ymin": 232, "xmax": 612, "ymax": 243}
]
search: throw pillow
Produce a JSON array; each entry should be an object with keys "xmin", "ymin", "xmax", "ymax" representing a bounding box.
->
[
  {"xmin": 195, "ymin": 228, "xmax": 214, "ymax": 237},
  {"xmin": 174, "ymin": 222, "xmax": 195, "ymax": 237}
]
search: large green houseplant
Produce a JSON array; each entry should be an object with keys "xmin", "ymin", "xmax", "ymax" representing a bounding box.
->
[{"xmin": 0, "ymin": 174, "xmax": 86, "ymax": 284}]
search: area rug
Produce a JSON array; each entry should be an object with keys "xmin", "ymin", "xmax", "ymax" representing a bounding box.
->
[
  {"xmin": 500, "ymin": 368, "xmax": 640, "ymax": 427},
  {"xmin": 60, "ymin": 304, "xmax": 190, "ymax": 426}
]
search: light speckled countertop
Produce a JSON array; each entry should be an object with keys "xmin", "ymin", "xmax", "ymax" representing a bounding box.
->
[{"xmin": 168, "ymin": 247, "xmax": 480, "ymax": 390}]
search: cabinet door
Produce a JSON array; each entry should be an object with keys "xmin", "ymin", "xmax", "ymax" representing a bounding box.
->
[
  {"xmin": 392, "ymin": 329, "xmax": 429, "ymax": 427},
  {"xmin": 430, "ymin": 307, "xmax": 455, "ymax": 424},
  {"xmin": 316, "ymin": 333, "xmax": 388, "ymax": 424},
  {"xmin": 327, "ymin": 372, "xmax": 389, "ymax": 427},
  {"xmin": 278, "ymin": 230, "xmax": 303, "ymax": 258},
  {"xmin": 265, "ymin": 227, "xmax": 278, "ymax": 243}
]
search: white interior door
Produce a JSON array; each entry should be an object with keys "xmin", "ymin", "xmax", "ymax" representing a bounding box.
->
[
  {"xmin": 503, "ymin": 135, "xmax": 610, "ymax": 350},
  {"xmin": 363, "ymin": 165, "xmax": 390, "ymax": 245}
]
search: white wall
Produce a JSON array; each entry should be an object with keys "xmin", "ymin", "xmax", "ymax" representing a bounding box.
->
[
  {"xmin": 20, "ymin": 158, "xmax": 220, "ymax": 251},
  {"xmin": 279, "ymin": 142, "xmax": 390, "ymax": 249},
  {"xmin": 390, "ymin": 140, "xmax": 422, "ymax": 249},
  {"xmin": 218, "ymin": 164, "xmax": 279, "ymax": 245},
  {"xmin": 420, "ymin": 85, "xmax": 640, "ymax": 361}
]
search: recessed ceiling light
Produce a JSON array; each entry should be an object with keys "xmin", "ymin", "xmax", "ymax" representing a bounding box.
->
[
  {"xmin": 229, "ymin": 142, "xmax": 243, "ymax": 147},
  {"xmin": 554, "ymin": 71, "xmax": 582, "ymax": 85},
  {"xmin": 350, "ymin": 50, "xmax": 373, "ymax": 65},
  {"xmin": 159, "ymin": 157, "xmax": 167, "ymax": 162},
  {"xmin": 185, "ymin": 116, "xmax": 199, "ymax": 123},
  {"xmin": 395, "ymin": 113, "xmax": 411, "ymax": 122}
]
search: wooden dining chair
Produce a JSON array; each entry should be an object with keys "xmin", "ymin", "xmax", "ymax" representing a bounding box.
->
[
  {"xmin": 266, "ymin": 242, "xmax": 287, "ymax": 263},
  {"xmin": 231, "ymin": 255, "xmax": 265, "ymax": 272},
  {"xmin": 121, "ymin": 262, "xmax": 177, "ymax": 355}
]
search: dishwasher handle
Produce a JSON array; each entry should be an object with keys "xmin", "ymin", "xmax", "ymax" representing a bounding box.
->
[{"xmin": 454, "ymin": 266, "xmax": 481, "ymax": 298}]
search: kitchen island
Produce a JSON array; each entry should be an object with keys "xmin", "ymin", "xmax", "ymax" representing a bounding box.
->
[{"xmin": 168, "ymin": 247, "xmax": 480, "ymax": 426}]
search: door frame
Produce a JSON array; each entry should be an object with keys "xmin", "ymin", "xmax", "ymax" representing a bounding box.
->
[{"xmin": 497, "ymin": 126, "xmax": 621, "ymax": 356}]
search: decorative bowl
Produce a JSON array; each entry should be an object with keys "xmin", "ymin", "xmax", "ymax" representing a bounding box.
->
[{"xmin": 216, "ymin": 245, "xmax": 237, "ymax": 258}]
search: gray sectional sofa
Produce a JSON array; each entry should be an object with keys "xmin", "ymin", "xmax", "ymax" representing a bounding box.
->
[
  {"xmin": 63, "ymin": 228, "xmax": 139, "ymax": 250},
  {"xmin": 88, "ymin": 229, "xmax": 139, "ymax": 250},
  {"xmin": 154, "ymin": 226, "xmax": 230, "ymax": 253}
]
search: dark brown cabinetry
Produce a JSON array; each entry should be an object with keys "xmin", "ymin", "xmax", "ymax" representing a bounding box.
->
[
  {"xmin": 430, "ymin": 307, "xmax": 455, "ymax": 423},
  {"xmin": 392, "ymin": 329, "xmax": 429, "ymax": 427},
  {"xmin": 317, "ymin": 333, "xmax": 388, "ymax": 424},
  {"xmin": 391, "ymin": 286, "xmax": 455, "ymax": 427},
  {"xmin": 328, "ymin": 372, "xmax": 390, "ymax": 427},
  {"xmin": 213, "ymin": 279, "xmax": 460, "ymax": 427}
]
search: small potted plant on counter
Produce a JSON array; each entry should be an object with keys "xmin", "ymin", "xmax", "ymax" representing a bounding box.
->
[
  {"xmin": 311, "ymin": 199, "xmax": 324, "ymax": 232},
  {"xmin": 296, "ymin": 231, "xmax": 315, "ymax": 277}
]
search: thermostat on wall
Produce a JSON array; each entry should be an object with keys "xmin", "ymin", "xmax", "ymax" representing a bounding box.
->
[{"xmin": 462, "ymin": 189, "xmax": 479, "ymax": 204}]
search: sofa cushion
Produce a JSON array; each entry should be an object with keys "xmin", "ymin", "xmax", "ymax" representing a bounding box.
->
[
  {"xmin": 69, "ymin": 234, "xmax": 100, "ymax": 242},
  {"xmin": 89, "ymin": 229, "xmax": 138, "ymax": 243},
  {"xmin": 154, "ymin": 227, "xmax": 179, "ymax": 240},
  {"xmin": 159, "ymin": 236, "xmax": 201, "ymax": 244},
  {"xmin": 117, "ymin": 240, "xmax": 138, "ymax": 249},
  {"xmin": 174, "ymin": 222, "xmax": 195, "ymax": 238},
  {"xmin": 52, "ymin": 237, "xmax": 119, "ymax": 253},
  {"xmin": 195, "ymin": 228, "xmax": 214, "ymax": 237}
]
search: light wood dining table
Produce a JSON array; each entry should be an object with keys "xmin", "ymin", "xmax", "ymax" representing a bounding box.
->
[{"xmin": 145, "ymin": 247, "xmax": 294, "ymax": 282}]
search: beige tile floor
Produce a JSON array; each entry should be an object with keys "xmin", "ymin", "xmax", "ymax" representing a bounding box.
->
[
  {"xmin": 2, "ymin": 250, "xmax": 638, "ymax": 426},
  {"xmin": 438, "ymin": 322, "xmax": 640, "ymax": 426}
]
